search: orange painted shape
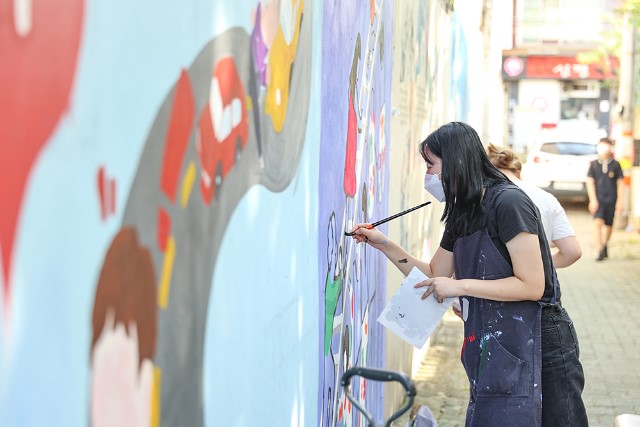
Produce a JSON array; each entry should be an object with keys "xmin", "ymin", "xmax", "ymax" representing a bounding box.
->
[{"xmin": 370, "ymin": 0, "xmax": 375, "ymax": 24}]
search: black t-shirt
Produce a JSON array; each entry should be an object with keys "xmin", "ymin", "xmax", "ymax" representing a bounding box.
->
[
  {"xmin": 440, "ymin": 183, "xmax": 558, "ymax": 303},
  {"xmin": 587, "ymin": 158, "xmax": 624, "ymax": 205}
]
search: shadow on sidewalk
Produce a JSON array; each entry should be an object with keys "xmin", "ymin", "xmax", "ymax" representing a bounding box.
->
[{"xmin": 396, "ymin": 310, "xmax": 468, "ymax": 426}]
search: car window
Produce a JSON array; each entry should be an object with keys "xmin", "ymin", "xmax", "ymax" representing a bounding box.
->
[{"xmin": 539, "ymin": 142, "xmax": 597, "ymax": 155}]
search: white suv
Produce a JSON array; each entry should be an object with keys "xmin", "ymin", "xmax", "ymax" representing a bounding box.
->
[{"xmin": 521, "ymin": 126, "xmax": 604, "ymax": 201}]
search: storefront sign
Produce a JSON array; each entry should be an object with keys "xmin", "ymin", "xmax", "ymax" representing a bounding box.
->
[{"xmin": 502, "ymin": 55, "xmax": 618, "ymax": 80}]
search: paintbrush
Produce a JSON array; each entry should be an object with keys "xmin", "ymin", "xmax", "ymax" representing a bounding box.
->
[{"xmin": 344, "ymin": 201, "xmax": 432, "ymax": 236}]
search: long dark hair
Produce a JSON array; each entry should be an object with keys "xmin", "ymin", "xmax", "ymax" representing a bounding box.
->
[{"xmin": 420, "ymin": 122, "xmax": 508, "ymax": 238}]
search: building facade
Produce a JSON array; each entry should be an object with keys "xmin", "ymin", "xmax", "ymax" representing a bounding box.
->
[{"xmin": 502, "ymin": 0, "xmax": 621, "ymax": 153}]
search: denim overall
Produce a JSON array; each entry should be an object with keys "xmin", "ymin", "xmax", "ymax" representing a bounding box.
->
[{"xmin": 453, "ymin": 186, "xmax": 556, "ymax": 426}]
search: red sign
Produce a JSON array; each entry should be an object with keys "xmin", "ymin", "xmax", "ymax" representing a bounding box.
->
[
  {"xmin": 526, "ymin": 56, "xmax": 617, "ymax": 80},
  {"xmin": 502, "ymin": 55, "xmax": 618, "ymax": 80}
]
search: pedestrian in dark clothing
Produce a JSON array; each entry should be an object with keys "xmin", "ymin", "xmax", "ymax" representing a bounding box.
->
[
  {"xmin": 350, "ymin": 122, "xmax": 587, "ymax": 426},
  {"xmin": 586, "ymin": 137, "xmax": 624, "ymax": 261}
]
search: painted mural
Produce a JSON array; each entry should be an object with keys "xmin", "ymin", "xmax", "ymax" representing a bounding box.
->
[
  {"xmin": 1, "ymin": 0, "xmax": 316, "ymax": 425},
  {"xmin": 390, "ymin": 0, "xmax": 468, "ymax": 264},
  {"xmin": 318, "ymin": 1, "xmax": 393, "ymax": 425},
  {"xmin": 450, "ymin": 13, "xmax": 470, "ymax": 124},
  {"xmin": 392, "ymin": 0, "xmax": 438, "ymax": 261},
  {"xmin": 101, "ymin": 8, "xmax": 312, "ymax": 424},
  {"xmin": 0, "ymin": 0, "xmax": 471, "ymax": 426}
]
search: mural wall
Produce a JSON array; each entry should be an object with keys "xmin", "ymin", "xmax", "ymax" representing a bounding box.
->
[
  {"xmin": 317, "ymin": 1, "xmax": 392, "ymax": 425},
  {"xmin": 0, "ymin": 0, "xmax": 470, "ymax": 426},
  {"xmin": 384, "ymin": 0, "xmax": 470, "ymax": 406}
]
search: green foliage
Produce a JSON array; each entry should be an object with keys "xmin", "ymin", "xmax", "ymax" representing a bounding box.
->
[
  {"xmin": 577, "ymin": 0, "xmax": 640, "ymax": 93},
  {"xmin": 620, "ymin": 0, "xmax": 640, "ymax": 25}
]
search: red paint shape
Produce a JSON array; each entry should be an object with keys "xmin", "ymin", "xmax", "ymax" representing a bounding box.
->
[
  {"xmin": 161, "ymin": 69, "xmax": 195, "ymax": 203},
  {"xmin": 461, "ymin": 331, "xmax": 477, "ymax": 357},
  {"xmin": 0, "ymin": 0, "xmax": 85, "ymax": 293},
  {"xmin": 97, "ymin": 166, "xmax": 107, "ymax": 221},
  {"xmin": 97, "ymin": 166, "xmax": 117, "ymax": 221},
  {"xmin": 157, "ymin": 208, "xmax": 171, "ymax": 252},
  {"xmin": 343, "ymin": 94, "xmax": 357, "ymax": 197}
]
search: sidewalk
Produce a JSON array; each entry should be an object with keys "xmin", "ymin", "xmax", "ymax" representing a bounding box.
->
[{"xmin": 399, "ymin": 203, "xmax": 640, "ymax": 426}]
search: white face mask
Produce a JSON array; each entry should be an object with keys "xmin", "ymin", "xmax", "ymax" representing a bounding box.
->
[
  {"xmin": 424, "ymin": 172, "xmax": 446, "ymax": 202},
  {"xmin": 596, "ymin": 143, "xmax": 611, "ymax": 156}
]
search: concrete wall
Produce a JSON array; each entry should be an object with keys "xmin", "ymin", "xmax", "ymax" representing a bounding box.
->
[{"xmin": 0, "ymin": 0, "xmax": 475, "ymax": 426}]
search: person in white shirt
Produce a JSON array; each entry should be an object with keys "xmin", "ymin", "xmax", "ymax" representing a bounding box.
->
[{"xmin": 487, "ymin": 144, "xmax": 582, "ymax": 268}]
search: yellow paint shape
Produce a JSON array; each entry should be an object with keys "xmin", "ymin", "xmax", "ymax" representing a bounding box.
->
[
  {"xmin": 264, "ymin": 0, "xmax": 303, "ymax": 132},
  {"xmin": 151, "ymin": 366, "xmax": 162, "ymax": 427},
  {"xmin": 180, "ymin": 161, "xmax": 197, "ymax": 208},
  {"xmin": 158, "ymin": 236, "xmax": 176, "ymax": 308},
  {"xmin": 246, "ymin": 95, "xmax": 253, "ymax": 111}
]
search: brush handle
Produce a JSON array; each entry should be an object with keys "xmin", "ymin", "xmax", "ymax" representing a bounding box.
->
[{"xmin": 344, "ymin": 201, "xmax": 431, "ymax": 236}]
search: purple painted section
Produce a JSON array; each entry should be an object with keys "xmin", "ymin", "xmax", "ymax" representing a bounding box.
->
[
  {"xmin": 251, "ymin": 3, "xmax": 268, "ymax": 86},
  {"xmin": 318, "ymin": 1, "xmax": 393, "ymax": 425}
]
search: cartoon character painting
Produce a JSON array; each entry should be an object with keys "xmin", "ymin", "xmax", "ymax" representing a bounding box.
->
[{"xmin": 90, "ymin": 228, "xmax": 157, "ymax": 427}]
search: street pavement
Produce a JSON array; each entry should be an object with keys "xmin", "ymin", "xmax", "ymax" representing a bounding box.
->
[{"xmin": 397, "ymin": 202, "xmax": 640, "ymax": 426}]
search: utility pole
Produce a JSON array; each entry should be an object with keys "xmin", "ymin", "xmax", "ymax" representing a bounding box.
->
[{"xmin": 615, "ymin": 10, "xmax": 636, "ymax": 230}]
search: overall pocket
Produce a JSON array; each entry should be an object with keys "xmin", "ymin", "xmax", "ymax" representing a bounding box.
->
[{"xmin": 476, "ymin": 334, "xmax": 528, "ymax": 398}]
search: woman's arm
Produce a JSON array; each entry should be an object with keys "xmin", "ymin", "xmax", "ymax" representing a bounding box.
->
[
  {"xmin": 376, "ymin": 237, "xmax": 431, "ymax": 277},
  {"xmin": 551, "ymin": 235, "xmax": 582, "ymax": 268},
  {"xmin": 349, "ymin": 223, "xmax": 454, "ymax": 278},
  {"xmin": 418, "ymin": 232, "xmax": 545, "ymax": 303}
]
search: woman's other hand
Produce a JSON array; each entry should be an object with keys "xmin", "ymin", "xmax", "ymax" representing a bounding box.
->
[{"xmin": 414, "ymin": 277, "xmax": 460, "ymax": 303}]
